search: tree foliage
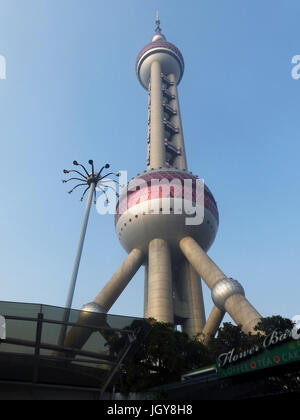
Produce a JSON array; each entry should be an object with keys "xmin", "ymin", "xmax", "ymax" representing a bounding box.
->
[
  {"xmin": 254, "ymin": 315, "xmax": 294, "ymax": 335},
  {"xmin": 113, "ymin": 315, "xmax": 294, "ymax": 393},
  {"xmin": 115, "ymin": 319, "xmax": 212, "ymax": 393}
]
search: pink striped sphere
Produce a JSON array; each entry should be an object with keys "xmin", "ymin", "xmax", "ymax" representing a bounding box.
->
[{"xmin": 115, "ymin": 169, "xmax": 219, "ymax": 257}]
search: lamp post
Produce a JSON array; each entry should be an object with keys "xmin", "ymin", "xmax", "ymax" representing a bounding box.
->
[{"xmin": 58, "ymin": 160, "xmax": 120, "ymax": 348}]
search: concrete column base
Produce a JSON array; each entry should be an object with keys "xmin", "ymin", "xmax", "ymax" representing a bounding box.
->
[
  {"xmin": 144, "ymin": 264, "xmax": 149, "ymax": 318},
  {"xmin": 147, "ymin": 238, "xmax": 173, "ymax": 323},
  {"xmin": 179, "ymin": 261, "xmax": 206, "ymax": 338}
]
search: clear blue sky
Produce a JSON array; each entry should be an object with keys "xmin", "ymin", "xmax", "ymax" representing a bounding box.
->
[{"xmin": 0, "ymin": 0, "xmax": 299, "ymax": 324}]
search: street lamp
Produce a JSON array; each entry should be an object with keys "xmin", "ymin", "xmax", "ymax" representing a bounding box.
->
[{"xmin": 58, "ymin": 160, "xmax": 120, "ymax": 348}]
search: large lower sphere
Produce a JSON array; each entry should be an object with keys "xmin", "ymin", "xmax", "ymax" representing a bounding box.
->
[{"xmin": 115, "ymin": 169, "xmax": 219, "ymax": 259}]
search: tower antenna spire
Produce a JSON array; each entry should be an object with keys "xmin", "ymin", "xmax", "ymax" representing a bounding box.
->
[{"xmin": 155, "ymin": 10, "xmax": 162, "ymax": 33}]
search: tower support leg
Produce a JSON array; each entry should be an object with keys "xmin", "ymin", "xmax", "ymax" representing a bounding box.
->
[
  {"xmin": 94, "ymin": 248, "xmax": 144, "ymax": 312},
  {"xmin": 64, "ymin": 248, "xmax": 144, "ymax": 350},
  {"xmin": 144, "ymin": 264, "xmax": 149, "ymax": 318},
  {"xmin": 179, "ymin": 236, "xmax": 261, "ymax": 334},
  {"xmin": 147, "ymin": 238, "xmax": 173, "ymax": 323},
  {"xmin": 178, "ymin": 260, "xmax": 206, "ymax": 338},
  {"xmin": 200, "ymin": 306, "xmax": 225, "ymax": 345}
]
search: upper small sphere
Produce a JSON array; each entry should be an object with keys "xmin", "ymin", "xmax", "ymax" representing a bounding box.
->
[
  {"xmin": 152, "ymin": 32, "xmax": 166, "ymax": 42},
  {"xmin": 136, "ymin": 39, "xmax": 184, "ymax": 90}
]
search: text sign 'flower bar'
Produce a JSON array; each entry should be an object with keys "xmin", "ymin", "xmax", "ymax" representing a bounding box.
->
[{"xmin": 217, "ymin": 330, "xmax": 300, "ymax": 378}]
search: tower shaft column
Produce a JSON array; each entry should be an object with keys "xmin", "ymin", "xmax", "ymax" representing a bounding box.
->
[
  {"xmin": 179, "ymin": 236, "xmax": 261, "ymax": 334},
  {"xmin": 149, "ymin": 60, "xmax": 166, "ymax": 168},
  {"xmin": 168, "ymin": 73, "xmax": 187, "ymax": 171},
  {"xmin": 147, "ymin": 238, "xmax": 173, "ymax": 323}
]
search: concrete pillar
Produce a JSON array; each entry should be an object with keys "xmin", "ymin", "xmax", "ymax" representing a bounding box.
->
[
  {"xmin": 179, "ymin": 236, "xmax": 261, "ymax": 334},
  {"xmin": 144, "ymin": 264, "xmax": 149, "ymax": 318},
  {"xmin": 63, "ymin": 249, "xmax": 144, "ymax": 350},
  {"xmin": 178, "ymin": 260, "xmax": 206, "ymax": 338},
  {"xmin": 63, "ymin": 310, "xmax": 109, "ymax": 352},
  {"xmin": 94, "ymin": 248, "xmax": 144, "ymax": 312},
  {"xmin": 147, "ymin": 238, "xmax": 173, "ymax": 323},
  {"xmin": 168, "ymin": 73, "xmax": 187, "ymax": 171},
  {"xmin": 149, "ymin": 60, "xmax": 166, "ymax": 168},
  {"xmin": 224, "ymin": 294, "xmax": 261, "ymax": 335},
  {"xmin": 179, "ymin": 236, "xmax": 225, "ymax": 289},
  {"xmin": 200, "ymin": 306, "xmax": 225, "ymax": 345}
]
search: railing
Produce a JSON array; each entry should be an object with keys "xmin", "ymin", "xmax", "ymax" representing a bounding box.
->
[
  {"xmin": 164, "ymin": 139, "xmax": 181, "ymax": 156},
  {"xmin": 161, "ymin": 73, "xmax": 174, "ymax": 87},
  {"xmin": 0, "ymin": 301, "xmax": 149, "ymax": 394},
  {"xmin": 163, "ymin": 120, "xmax": 179, "ymax": 135},
  {"xmin": 163, "ymin": 103, "xmax": 177, "ymax": 116},
  {"xmin": 162, "ymin": 88, "xmax": 175, "ymax": 101}
]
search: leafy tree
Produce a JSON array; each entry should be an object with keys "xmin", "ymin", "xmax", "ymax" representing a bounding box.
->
[
  {"xmin": 254, "ymin": 315, "xmax": 294, "ymax": 335},
  {"xmin": 112, "ymin": 315, "xmax": 294, "ymax": 394},
  {"xmin": 114, "ymin": 319, "xmax": 213, "ymax": 393},
  {"xmin": 206, "ymin": 322, "xmax": 250, "ymax": 359}
]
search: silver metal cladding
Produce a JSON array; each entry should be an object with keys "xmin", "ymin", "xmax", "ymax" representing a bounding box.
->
[
  {"xmin": 211, "ymin": 278, "xmax": 245, "ymax": 310},
  {"xmin": 81, "ymin": 302, "xmax": 107, "ymax": 314}
]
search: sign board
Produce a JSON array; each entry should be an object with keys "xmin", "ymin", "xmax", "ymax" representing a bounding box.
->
[{"xmin": 217, "ymin": 337, "xmax": 300, "ymax": 379}]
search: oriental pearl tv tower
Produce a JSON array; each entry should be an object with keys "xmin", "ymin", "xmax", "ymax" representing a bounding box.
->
[{"xmin": 75, "ymin": 15, "xmax": 262, "ymax": 343}]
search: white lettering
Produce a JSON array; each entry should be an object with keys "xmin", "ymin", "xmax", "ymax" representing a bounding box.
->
[
  {"xmin": 0, "ymin": 55, "xmax": 6, "ymax": 80},
  {"xmin": 184, "ymin": 178, "xmax": 204, "ymax": 226},
  {"xmin": 149, "ymin": 178, "xmax": 183, "ymax": 215},
  {"xmin": 292, "ymin": 55, "xmax": 300, "ymax": 80},
  {"xmin": 107, "ymin": 405, "xmax": 141, "ymax": 418},
  {"xmin": 263, "ymin": 330, "xmax": 279, "ymax": 348}
]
